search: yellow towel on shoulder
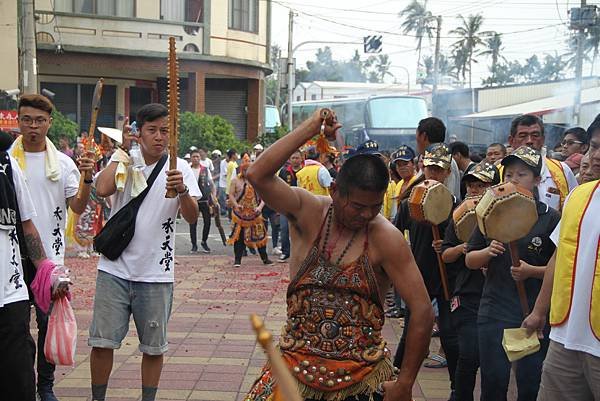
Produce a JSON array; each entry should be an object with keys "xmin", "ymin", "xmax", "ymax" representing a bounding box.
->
[
  {"xmin": 11, "ymin": 135, "xmax": 61, "ymax": 181},
  {"xmin": 111, "ymin": 148, "xmax": 147, "ymax": 197},
  {"xmin": 502, "ymin": 328, "xmax": 540, "ymax": 362}
]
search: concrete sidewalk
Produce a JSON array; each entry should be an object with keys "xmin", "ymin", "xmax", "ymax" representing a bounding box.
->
[{"xmin": 44, "ymin": 254, "xmax": 454, "ymax": 401}]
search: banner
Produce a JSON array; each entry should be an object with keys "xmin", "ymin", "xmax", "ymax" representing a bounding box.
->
[{"xmin": 0, "ymin": 110, "xmax": 18, "ymax": 130}]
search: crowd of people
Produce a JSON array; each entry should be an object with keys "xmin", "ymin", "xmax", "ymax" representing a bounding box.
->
[{"xmin": 0, "ymin": 92, "xmax": 599, "ymax": 401}]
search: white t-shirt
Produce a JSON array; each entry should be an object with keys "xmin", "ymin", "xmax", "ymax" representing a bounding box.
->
[
  {"xmin": 549, "ymin": 188, "xmax": 600, "ymax": 357},
  {"xmin": 0, "ymin": 156, "xmax": 36, "ymax": 307},
  {"xmin": 22, "ymin": 151, "xmax": 80, "ymax": 264},
  {"xmin": 539, "ymin": 158, "xmax": 578, "ymax": 211},
  {"xmin": 98, "ymin": 157, "xmax": 201, "ymax": 283},
  {"xmin": 200, "ymin": 158, "xmax": 214, "ymax": 172},
  {"xmin": 219, "ymin": 159, "xmax": 228, "ymax": 188}
]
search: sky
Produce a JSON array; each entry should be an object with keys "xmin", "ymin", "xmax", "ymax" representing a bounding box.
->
[{"xmin": 268, "ymin": 0, "xmax": 599, "ymax": 88}]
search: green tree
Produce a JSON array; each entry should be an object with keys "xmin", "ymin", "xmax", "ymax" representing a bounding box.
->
[
  {"xmin": 399, "ymin": 0, "xmax": 435, "ymax": 74},
  {"xmin": 450, "ymin": 46, "xmax": 469, "ymax": 83},
  {"xmin": 179, "ymin": 112, "xmax": 247, "ymax": 156},
  {"xmin": 522, "ymin": 55, "xmax": 542, "ymax": 82},
  {"xmin": 586, "ymin": 25, "xmax": 600, "ymax": 75},
  {"xmin": 423, "ymin": 54, "xmax": 452, "ymax": 84},
  {"xmin": 266, "ymin": 44, "xmax": 282, "ymax": 105},
  {"xmin": 539, "ymin": 53, "xmax": 566, "ymax": 81},
  {"xmin": 365, "ymin": 54, "xmax": 392, "ymax": 82},
  {"xmin": 47, "ymin": 109, "xmax": 79, "ymax": 146},
  {"xmin": 480, "ymin": 33, "xmax": 505, "ymax": 79},
  {"xmin": 450, "ymin": 14, "xmax": 494, "ymax": 88}
]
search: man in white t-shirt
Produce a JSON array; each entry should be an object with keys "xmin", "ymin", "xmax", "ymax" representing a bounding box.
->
[
  {"xmin": 198, "ymin": 147, "xmax": 214, "ymax": 172},
  {"xmin": 91, "ymin": 103, "xmax": 201, "ymax": 401},
  {"xmin": 0, "ymin": 144, "xmax": 67, "ymax": 401},
  {"xmin": 11, "ymin": 94, "xmax": 96, "ymax": 401},
  {"xmin": 523, "ymin": 118, "xmax": 600, "ymax": 401}
]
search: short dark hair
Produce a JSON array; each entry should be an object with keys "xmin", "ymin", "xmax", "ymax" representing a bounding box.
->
[
  {"xmin": 510, "ymin": 114, "xmax": 544, "ymax": 137},
  {"xmin": 136, "ymin": 103, "xmax": 168, "ymax": 129},
  {"xmin": 190, "ymin": 149, "xmax": 200, "ymax": 156},
  {"xmin": 336, "ymin": 154, "xmax": 389, "ymax": 197},
  {"xmin": 449, "ymin": 141, "xmax": 469, "ymax": 158},
  {"xmin": 18, "ymin": 94, "xmax": 54, "ymax": 115},
  {"xmin": 227, "ymin": 149, "xmax": 237, "ymax": 159},
  {"xmin": 488, "ymin": 142, "xmax": 507, "ymax": 154},
  {"xmin": 417, "ymin": 117, "xmax": 446, "ymax": 143},
  {"xmin": 587, "ymin": 114, "xmax": 600, "ymax": 141},
  {"xmin": 563, "ymin": 127, "xmax": 588, "ymax": 144}
]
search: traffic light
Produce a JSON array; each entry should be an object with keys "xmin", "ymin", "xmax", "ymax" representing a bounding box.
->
[{"xmin": 363, "ymin": 36, "xmax": 383, "ymax": 53}]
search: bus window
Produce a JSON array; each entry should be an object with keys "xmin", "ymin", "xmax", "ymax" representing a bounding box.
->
[
  {"xmin": 368, "ymin": 97, "xmax": 428, "ymax": 128},
  {"xmin": 264, "ymin": 105, "xmax": 281, "ymax": 133}
]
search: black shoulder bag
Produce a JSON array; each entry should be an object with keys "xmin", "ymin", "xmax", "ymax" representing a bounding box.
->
[{"xmin": 94, "ymin": 154, "xmax": 167, "ymax": 260}]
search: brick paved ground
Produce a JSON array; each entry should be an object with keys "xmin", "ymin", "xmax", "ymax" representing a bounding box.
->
[{"xmin": 41, "ymin": 254, "xmax": 462, "ymax": 401}]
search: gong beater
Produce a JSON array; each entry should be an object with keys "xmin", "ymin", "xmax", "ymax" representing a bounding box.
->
[
  {"xmin": 475, "ymin": 182, "xmax": 538, "ymax": 316},
  {"xmin": 453, "ymin": 196, "xmax": 482, "ymax": 243},
  {"xmin": 408, "ymin": 180, "xmax": 454, "ymax": 300}
]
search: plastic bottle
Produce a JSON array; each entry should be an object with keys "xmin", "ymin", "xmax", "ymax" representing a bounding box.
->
[{"xmin": 129, "ymin": 121, "xmax": 146, "ymax": 171}]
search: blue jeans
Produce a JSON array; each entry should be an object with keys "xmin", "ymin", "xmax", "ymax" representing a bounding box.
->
[
  {"xmin": 478, "ymin": 316, "xmax": 549, "ymax": 401},
  {"xmin": 217, "ymin": 187, "xmax": 227, "ymax": 215},
  {"xmin": 89, "ymin": 270, "xmax": 174, "ymax": 355},
  {"xmin": 280, "ymin": 214, "xmax": 290, "ymax": 257}
]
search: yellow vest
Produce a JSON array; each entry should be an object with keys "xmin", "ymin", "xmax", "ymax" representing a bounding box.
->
[
  {"xmin": 550, "ymin": 180, "xmax": 600, "ymax": 336},
  {"xmin": 382, "ymin": 181, "xmax": 397, "ymax": 220},
  {"xmin": 545, "ymin": 158, "xmax": 569, "ymax": 212},
  {"xmin": 297, "ymin": 164, "xmax": 329, "ymax": 196}
]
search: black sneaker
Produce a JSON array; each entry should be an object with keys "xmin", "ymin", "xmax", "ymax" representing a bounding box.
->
[
  {"xmin": 249, "ymin": 247, "xmax": 257, "ymax": 255},
  {"xmin": 200, "ymin": 242, "xmax": 211, "ymax": 253},
  {"xmin": 234, "ymin": 261, "xmax": 241, "ymax": 268},
  {"xmin": 191, "ymin": 245, "xmax": 198, "ymax": 253},
  {"xmin": 39, "ymin": 390, "xmax": 59, "ymax": 401},
  {"xmin": 262, "ymin": 258, "xmax": 274, "ymax": 265},
  {"xmin": 278, "ymin": 254, "xmax": 290, "ymax": 263}
]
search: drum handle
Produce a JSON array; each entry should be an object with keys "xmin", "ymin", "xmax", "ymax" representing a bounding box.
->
[
  {"xmin": 432, "ymin": 225, "xmax": 450, "ymax": 301},
  {"xmin": 508, "ymin": 241, "xmax": 530, "ymax": 317}
]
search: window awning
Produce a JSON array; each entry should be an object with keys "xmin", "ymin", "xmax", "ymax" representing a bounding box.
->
[{"xmin": 456, "ymin": 86, "xmax": 600, "ymax": 119}]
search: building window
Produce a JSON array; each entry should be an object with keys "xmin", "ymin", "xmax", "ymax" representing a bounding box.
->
[
  {"xmin": 161, "ymin": 0, "xmax": 204, "ymax": 23},
  {"xmin": 229, "ymin": 0, "xmax": 258, "ymax": 33},
  {"xmin": 54, "ymin": 0, "xmax": 134, "ymax": 17}
]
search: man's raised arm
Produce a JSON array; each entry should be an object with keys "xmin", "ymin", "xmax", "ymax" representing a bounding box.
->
[{"xmin": 246, "ymin": 109, "xmax": 341, "ymax": 218}]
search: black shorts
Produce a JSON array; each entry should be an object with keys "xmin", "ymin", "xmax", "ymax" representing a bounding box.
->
[{"xmin": 0, "ymin": 300, "xmax": 36, "ymax": 401}]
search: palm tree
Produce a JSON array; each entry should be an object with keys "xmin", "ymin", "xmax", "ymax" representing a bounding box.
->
[
  {"xmin": 449, "ymin": 14, "xmax": 494, "ymax": 88},
  {"xmin": 480, "ymin": 33, "xmax": 504, "ymax": 77},
  {"xmin": 539, "ymin": 53, "xmax": 566, "ymax": 82},
  {"xmin": 399, "ymin": 1, "xmax": 435, "ymax": 74},
  {"xmin": 585, "ymin": 25, "xmax": 600, "ymax": 76},
  {"xmin": 451, "ymin": 47, "xmax": 469, "ymax": 85}
]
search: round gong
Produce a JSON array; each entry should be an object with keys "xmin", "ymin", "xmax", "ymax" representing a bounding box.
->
[
  {"xmin": 475, "ymin": 182, "xmax": 538, "ymax": 243},
  {"xmin": 453, "ymin": 196, "xmax": 481, "ymax": 243},
  {"xmin": 408, "ymin": 180, "xmax": 453, "ymax": 226}
]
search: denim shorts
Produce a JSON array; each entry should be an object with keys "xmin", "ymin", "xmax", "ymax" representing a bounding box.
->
[{"xmin": 88, "ymin": 270, "xmax": 174, "ymax": 355}]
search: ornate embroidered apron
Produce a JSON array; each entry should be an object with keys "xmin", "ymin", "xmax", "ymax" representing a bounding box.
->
[
  {"xmin": 245, "ymin": 206, "xmax": 394, "ymax": 401},
  {"xmin": 227, "ymin": 180, "xmax": 268, "ymax": 248}
]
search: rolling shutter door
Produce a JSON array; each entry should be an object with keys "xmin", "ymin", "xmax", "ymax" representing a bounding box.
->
[{"xmin": 205, "ymin": 79, "xmax": 247, "ymax": 140}]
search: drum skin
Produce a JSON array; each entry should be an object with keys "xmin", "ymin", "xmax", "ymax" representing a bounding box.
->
[
  {"xmin": 408, "ymin": 180, "xmax": 454, "ymax": 226},
  {"xmin": 453, "ymin": 196, "xmax": 482, "ymax": 243},
  {"xmin": 475, "ymin": 182, "xmax": 538, "ymax": 243}
]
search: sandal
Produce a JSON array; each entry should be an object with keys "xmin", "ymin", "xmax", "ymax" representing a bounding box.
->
[{"xmin": 424, "ymin": 353, "xmax": 447, "ymax": 368}]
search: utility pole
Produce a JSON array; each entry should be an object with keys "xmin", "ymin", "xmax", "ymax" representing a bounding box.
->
[
  {"xmin": 286, "ymin": 10, "xmax": 294, "ymax": 130},
  {"xmin": 21, "ymin": 0, "xmax": 38, "ymax": 94},
  {"xmin": 274, "ymin": 47, "xmax": 281, "ymax": 109},
  {"xmin": 573, "ymin": 0, "xmax": 587, "ymax": 125},
  {"xmin": 432, "ymin": 15, "xmax": 442, "ymax": 116}
]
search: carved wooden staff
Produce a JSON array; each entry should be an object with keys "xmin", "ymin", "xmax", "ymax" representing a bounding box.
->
[
  {"xmin": 166, "ymin": 36, "xmax": 179, "ymax": 198},
  {"xmin": 250, "ymin": 314, "xmax": 302, "ymax": 401},
  {"xmin": 77, "ymin": 78, "xmax": 104, "ymax": 199}
]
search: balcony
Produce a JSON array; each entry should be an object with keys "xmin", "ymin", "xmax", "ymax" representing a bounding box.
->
[{"xmin": 35, "ymin": 11, "xmax": 204, "ymax": 57}]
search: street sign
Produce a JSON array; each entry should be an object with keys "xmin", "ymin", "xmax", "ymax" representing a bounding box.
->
[{"xmin": 364, "ymin": 35, "xmax": 383, "ymax": 53}]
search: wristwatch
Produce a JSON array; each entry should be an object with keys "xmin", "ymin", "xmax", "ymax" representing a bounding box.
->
[{"xmin": 177, "ymin": 185, "xmax": 189, "ymax": 197}]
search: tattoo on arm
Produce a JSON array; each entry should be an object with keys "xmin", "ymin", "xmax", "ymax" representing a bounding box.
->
[{"xmin": 24, "ymin": 233, "xmax": 47, "ymax": 261}]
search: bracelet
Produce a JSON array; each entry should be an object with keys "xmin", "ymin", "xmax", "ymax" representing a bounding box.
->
[
  {"xmin": 84, "ymin": 178, "xmax": 93, "ymax": 184},
  {"xmin": 177, "ymin": 185, "xmax": 189, "ymax": 196}
]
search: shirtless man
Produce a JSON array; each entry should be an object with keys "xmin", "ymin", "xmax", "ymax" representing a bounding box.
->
[{"xmin": 245, "ymin": 109, "xmax": 433, "ymax": 401}]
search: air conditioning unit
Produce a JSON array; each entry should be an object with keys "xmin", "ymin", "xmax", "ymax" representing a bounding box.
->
[{"xmin": 569, "ymin": 5, "xmax": 598, "ymax": 29}]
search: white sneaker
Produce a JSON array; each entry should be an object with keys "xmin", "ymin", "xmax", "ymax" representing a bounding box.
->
[{"xmin": 272, "ymin": 247, "xmax": 282, "ymax": 255}]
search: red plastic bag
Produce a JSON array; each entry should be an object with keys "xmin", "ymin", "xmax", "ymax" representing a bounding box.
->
[{"xmin": 44, "ymin": 297, "xmax": 77, "ymax": 366}]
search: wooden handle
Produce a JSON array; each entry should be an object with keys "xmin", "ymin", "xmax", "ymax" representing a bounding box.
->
[
  {"xmin": 432, "ymin": 225, "xmax": 450, "ymax": 301},
  {"xmin": 77, "ymin": 78, "xmax": 104, "ymax": 199},
  {"xmin": 250, "ymin": 315, "xmax": 302, "ymax": 401},
  {"xmin": 165, "ymin": 37, "xmax": 179, "ymax": 199},
  {"xmin": 508, "ymin": 241, "xmax": 530, "ymax": 317}
]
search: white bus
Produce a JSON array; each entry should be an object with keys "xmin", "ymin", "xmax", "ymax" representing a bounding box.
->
[
  {"xmin": 288, "ymin": 95, "xmax": 428, "ymax": 151},
  {"xmin": 264, "ymin": 105, "xmax": 281, "ymax": 134}
]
